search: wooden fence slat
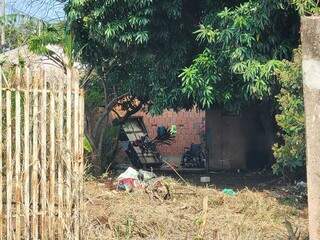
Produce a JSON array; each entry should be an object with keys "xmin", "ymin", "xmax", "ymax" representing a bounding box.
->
[
  {"xmin": 73, "ymin": 70, "xmax": 80, "ymax": 240},
  {"xmin": 0, "ymin": 66, "xmax": 4, "ymax": 240},
  {"xmin": 0, "ymin": 66, "xmax": 83, "ymax": 239},
  {"xmin": 15, "ymin": 67, "xmax": 22, "ymax": 240},
  {"xmin": 0, "ymin": 68, "xmax": 3, "ymax": 240},
  {"xmin": 48, "ymin": 81, "xmax": 56, "ymax": 239},
  {"xmin": 79, "ymin": 90, "xmax": 85, "ymax": 239},
  {"xmin": 31, "ymin": 77, "xmax": 39, "ymax": 240},
  {"xmin": 40, "ymin": 69, "xmax": 47, "ymax": 239},
  {"xmin": 6, "ymin": 90, "xmax": 13, "ymax": 240},
  {"xmin": 57, "ymin": 77, "xmax": 64, "ymax": 240},
  {"xmin": 66, "ymin": 68, "xmax": 72, "ymax": 236},
  {"xmin": 23, "ymin": 67, "xmax": 31, "ymax": 240}
]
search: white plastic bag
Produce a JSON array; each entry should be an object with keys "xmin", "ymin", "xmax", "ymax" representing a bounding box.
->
[{"xmin": 117, "ymin": 167, "xmax": 139, "ymax": 180}]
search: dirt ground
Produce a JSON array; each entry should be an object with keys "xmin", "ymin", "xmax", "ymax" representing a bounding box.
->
[{"xmin": 82, "ymin": 172, "xmax": 308, "ymax": 240}]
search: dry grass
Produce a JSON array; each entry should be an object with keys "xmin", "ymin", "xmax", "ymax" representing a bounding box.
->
[{"xmin": 82, "ymin": 178, "xmax": 308, "ymax": 240}]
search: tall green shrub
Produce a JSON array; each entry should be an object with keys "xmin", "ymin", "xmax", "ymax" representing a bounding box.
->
[{"xmin": 272, "ymin": 49, "xmax": 305, "ymax": 176}]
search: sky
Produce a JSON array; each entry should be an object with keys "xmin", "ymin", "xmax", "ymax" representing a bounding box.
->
[{"xmin": 6, "ymin": 0, "xmax": 65, "ymax": 22}]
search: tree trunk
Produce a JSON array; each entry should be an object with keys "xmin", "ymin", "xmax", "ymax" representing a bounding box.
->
[
  {"xmin": 89, "ymin": 151, "xmax": 102, "ymax": 176},
  {"xmin": 301, "ymin": 16, "xmax": 320, "ymax": 240},
  {"xmin": 85, "ymin": 109, "xmax": 110, "ymax": 176},
  {"xmin": 84, "ymin": 92, "xmax": 142, "ymax": 176}
]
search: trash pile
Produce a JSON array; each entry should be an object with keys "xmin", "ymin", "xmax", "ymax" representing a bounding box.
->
[
  {"xmin": 290, "ymin": 181, "xmax": 307, "ymax": 203},
  {"xmin": 116, "ymin": 167, "xmax": 155, "ymax": 191},
  {"xmin": 114, "ymin": 167, "xmax": 171, "ymax": 201}
]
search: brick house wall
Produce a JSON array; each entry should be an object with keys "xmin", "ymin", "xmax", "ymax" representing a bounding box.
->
[{"xmin": 134, "ymin": 110, "xmax": 205, "ymax": 156}]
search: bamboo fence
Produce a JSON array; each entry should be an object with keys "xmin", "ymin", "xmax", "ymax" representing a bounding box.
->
[{"xmin": 0, "ymin": 65, "xmax": 84, "ymax": 239}]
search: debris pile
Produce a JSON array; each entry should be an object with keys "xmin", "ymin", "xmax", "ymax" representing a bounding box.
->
[{"xmin": 113, "ymin": 167, "xmax": 171, "ymax": 201}]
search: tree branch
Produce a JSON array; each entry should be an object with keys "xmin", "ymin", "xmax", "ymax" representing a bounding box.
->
[
  {"xmin": 119, "ymin": 101, "xmax": 143, "ymax": 123},
  {"xmin": 92, "ymin": 92, "xmax": 129, "ymax": 139},
  {"xmin": 80, "ymin": 66, "xmax": 94, "ymax": 89},
  {"xmin": 84, "ymin": 113, "xmax": 96, "ymax": 150},
  {"xmin": 46, "ymin": 49, "xmax": 67, "ymax": 71}
]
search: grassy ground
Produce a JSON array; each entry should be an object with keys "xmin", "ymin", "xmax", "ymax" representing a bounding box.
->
[{"xmin": 82, "ymin": 174, "xmax": 308, "ymax": 240}]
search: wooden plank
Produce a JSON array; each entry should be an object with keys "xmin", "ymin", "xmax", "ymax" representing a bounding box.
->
[
  {"xmin": 65, "ymin": 67, "xmax": 72, "ymax": 236},
  {"xmin": 6, "ymin": 90, "xmax": 13, "ymax": 240},
  {"xmin": 23, "ymin": 67, "xmax": 31, "ymax": 240},
  {"xmin": 39, "ymin": 69, "xmax": 47, "ymax": 239},
  {"xmin": 57, "ymin": 76, "xmax": 64, "ymax": 239},
  {"xmin": 73, "ymin": 69, "xmax": 80, "ymax": 239},
  {"xmin": 48, "ymin": 79, "xmax": 56, "ymax": 240},
  {"xmin": 15, "ymin": 67, "xmax": 22, "ymax": 240},
  {"xmin": 0, "ymin": 67, "xmax": 3, "ymax": 240},
  {"xmin": 31, "ymin": 76, "xmax": 39, "ymax": 240},
  {"xmin": 79, "ymin": 90, "xmax": 85, "ymax": 239}
]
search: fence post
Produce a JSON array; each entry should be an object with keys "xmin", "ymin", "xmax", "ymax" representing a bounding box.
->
[
  {"xmin": 15, "ymin": 67, "xmax": 22, "ymax": 240},
  {"xmin": 72, "ymin": 68, "xmax": 80, "ymax": 239},
  {"xmin": 79, "ymin": 90, "xmax": 85, "ymax": 239},
  {"xmin": 23, "ymin": 67, "xmax": 31, "ymax": 240},
  {"xmin": 6, "ymin": 88, "xmax": 12, "ymax": 240},
  {"xmin": 40, "ymin": 68, "xmax": 47, "ymax": 239},
  {"xmin": 66, "ymin": 67, "xmax": 72, "ymax": 236},
  {"xmin": 301, "ymin": 16, "xmax": 320, "ymax": 240},
  {"xmin": 31, "ymin": 73, "xmax": 39, "ymax": 239},
  {"xmin": 48, "ymin": 74, "xmax": 56, "ymax": 239},
  {"xmin": 57, "ymin": 73, "xmax": 64, "ymax": 240},
  {"xmin": 0, "ymin": 67, "xmax": 3, "ymax": 240}
]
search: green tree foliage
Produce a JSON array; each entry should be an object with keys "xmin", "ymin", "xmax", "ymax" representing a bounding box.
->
[
  {"xmin": 272, "ymin": 49, "xmax": 305, "ymax": 176},
  {"xmin": 0, "ymin": 14, "xmax": 44, "ymax": 51},
  {"xmin": 66, "ymin": 0, "xmax": 312, "ymax": 175},
  {"xmin": 28, "ymin": 22, "xmax": 76, "ymax": 70},
  {"xmin": 66, "ymin": 0, "xmax": 303, "ymax": 113},
  {"xmin": 66, "ymin": 0, "xmax": 207, "ymax": 174},
  {"xmin": 271, "ymin": 1, "xmax": 320, "ymax": 175},
  {"xmin": 180, "ymin": 0, "xmax": 299, "ymax": 111},
  {"xmin": 66, "ymin": 0, "xmax": 201, "ymax": 113},
  {"xmin": 291, "ymin": 0, "xmax": 320, "ymax": 15}
]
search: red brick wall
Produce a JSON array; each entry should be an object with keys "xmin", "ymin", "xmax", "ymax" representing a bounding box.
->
[{"xmin": 134, "ymin": 110, "xmax": 205, "ymax": 156}]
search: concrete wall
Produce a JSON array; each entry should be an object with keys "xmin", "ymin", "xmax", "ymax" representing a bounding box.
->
[{"xmin": 206, "ymin": 107, "xmax": 273, "ymax": 170}]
